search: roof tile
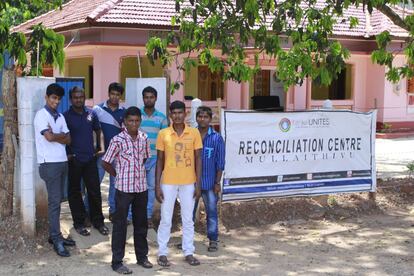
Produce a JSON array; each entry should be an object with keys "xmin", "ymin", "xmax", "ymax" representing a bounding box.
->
[{"xmin": 12, "ymin": 0, "xmax": 411, "ymax": 39}]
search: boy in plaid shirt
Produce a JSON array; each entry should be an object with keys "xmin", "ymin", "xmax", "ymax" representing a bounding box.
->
[{"xmin": 102, "ymin": 106, "xmax": 153, "ymax": 274}]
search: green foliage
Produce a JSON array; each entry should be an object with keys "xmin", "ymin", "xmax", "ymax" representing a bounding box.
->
[
  {"xmin": 327, "ymin": 195, "xmax": 338, "ymax": 207},
  {"xmin": 349, "ymin": 17, "xmax": 359, "ymax": 29},
  {"xmin": 406, "ymin": 161, "xmax": 414, "ymax": 178},
  {"xmin": 146, "ymin": 0, "xmax": 414, "ymax": 93},
  {"xmin": 0, "ymin": 0, "xmax": 65, "ymax": 75},
  {"xmin": 28, "ymin": 25, "xmax": 65, "ymax": 75}
]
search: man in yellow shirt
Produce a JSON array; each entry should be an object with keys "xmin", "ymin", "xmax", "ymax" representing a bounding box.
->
[{"xmin": 155, "ymin": 100, "xmax": 202, "ymax": 267}]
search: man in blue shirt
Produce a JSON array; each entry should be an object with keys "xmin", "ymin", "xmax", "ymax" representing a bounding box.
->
[
  {"xmin": 93, "ymin": 82, "xmax": 131, "ymax": 222},
  {"xmin": 194, "ymin": 106, "xmax": 225, "ymax": 252},
  {"xmin": 64, "ymin": 87, "xmax": 108, "ymax": 236},
  {"xmin": 140, "ymin": 86, "xmax": 168, "ymax": 228}
]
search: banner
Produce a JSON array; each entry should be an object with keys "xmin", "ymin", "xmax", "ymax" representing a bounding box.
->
[{"xmin": 221, "ymin": 110, "xmax": 377, "ymax": 202}]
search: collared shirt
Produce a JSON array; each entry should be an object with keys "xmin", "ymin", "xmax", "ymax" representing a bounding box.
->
[
  {"xmin": 93, "ymin": 101, "xmax": 125, "ymax": 150},
  {"xmin": 156, "ymin": 125, "xmax": 203, "ymax": 185},
  {"xmin": 44, "ymin": 105, "xmax": 60, "ymax": 122},
  {"xmin": 34, "ymin": 107, "xmax": 69, "ymax": 164},
  {"xmin": 102, "ymin": 129, "xmax": 150, "ymax": 193},
  {"xmin": 140, "ymin": 108, "xmax": 168, "ymax": 160},
  {"xmin": 64, "ymin": 106, "xmax": 101, "ymax": 163},
  {"xmin": 200, "ymin": 127, "xmax": 225, "ymax": 190}
]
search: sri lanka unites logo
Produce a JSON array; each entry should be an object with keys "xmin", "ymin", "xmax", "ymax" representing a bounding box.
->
[{"xmin": 279, "ymin": 118, "xmax": 291, "ymax": 132}]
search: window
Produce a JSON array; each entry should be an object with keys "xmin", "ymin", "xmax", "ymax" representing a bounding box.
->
[
  {"xmin": 185, "ymin": 64, "xmax": 224, "ymax": 101},
  {"xmin": 311, "ymin": 64, "xmax": 353, "ymax": 100},
  {"xmin": 251, "ymin": 70, "xmax": 285, "ymax": 110}
]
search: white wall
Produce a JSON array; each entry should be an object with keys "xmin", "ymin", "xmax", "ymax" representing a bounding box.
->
[
  {"xmin": 17, "ymin": 77, "xmax": 55, "ymax": 235},
  {"xmin": 125, "ymin": 78, "xmax": 167, "ymax": 115}
]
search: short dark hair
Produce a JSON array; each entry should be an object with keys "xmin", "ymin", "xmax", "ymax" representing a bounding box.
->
[
  {"xmin": 142, "ymin": 86, "xmax": 157, "ymax": 97},
  {"xmin": 46, "ymin": 83, "xmax": 64, "ymax": 97},
  {"xmin": 169, "ymin": 100, "xmax": 185, "ymax": 111},
  {"xmin": 124, "ymin": 106, "xmax": 142, "ymax": 118},
  {"xmin": 69, "ymin": 86, "xmax": 84, "ymax": 98},
  {"xmin": 108, "ymin": 82, "xmax": 124, "ymax": 94},
  {"xmin": 196, "ymin": 106, "xmax": 213, "ymax": 118}
]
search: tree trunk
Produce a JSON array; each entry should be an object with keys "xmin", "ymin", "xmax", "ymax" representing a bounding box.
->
[{"xmin": 0, "ymin": 68, "xmax": 18, "ymax": 219}]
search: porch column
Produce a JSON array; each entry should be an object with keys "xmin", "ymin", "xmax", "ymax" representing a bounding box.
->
[
  {"xmin": 241, "ymin": 81, "xmax": 250, "ymax": 109},
  {"xmin": 294, "ymin": 82, "xmax": 307, "ymax": 110},
  {"xmin": 226, "ymin": 80, "xmax": 242, "ymax": 109},
  {"xmin": 93, "ymin": 48, "xmax": 123, "ymax": 104}
]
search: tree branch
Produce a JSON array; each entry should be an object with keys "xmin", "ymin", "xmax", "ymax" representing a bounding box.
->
[{"xmin": 376, "ymin": 4, "xmax": 409, "ymax": 32}]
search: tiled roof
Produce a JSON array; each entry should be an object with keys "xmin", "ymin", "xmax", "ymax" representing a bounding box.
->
[
  {"xmin": 13, "ymin": 0, "xmax": 109, "ymax": 33},
  {"xmin": 95, "ymin": 0, "xmax": 176, "ymax": 25},
  {"xmin": 12, "ymin": 0, "xmax": 410, "ymax": 39}
]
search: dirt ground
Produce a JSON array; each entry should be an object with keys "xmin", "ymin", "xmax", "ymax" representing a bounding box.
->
[{"xmin": 1, "ymin": 179, "xmax": 414, "ymax": 275}]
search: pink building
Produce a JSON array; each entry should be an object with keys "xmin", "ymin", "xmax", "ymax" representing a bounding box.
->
[{"xmin": 13, "ymin": 0, "xmax": 414, "ymax": 130}]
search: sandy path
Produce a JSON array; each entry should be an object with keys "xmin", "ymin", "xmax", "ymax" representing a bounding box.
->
[{"xmin": 1, "ymin": 206, "xmax": 414, "ymax": 276}]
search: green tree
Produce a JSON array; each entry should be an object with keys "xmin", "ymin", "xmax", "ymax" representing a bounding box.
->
[
  {"xmin": 146, "ymin": 0, "xmax": 414, "ymax": 92},
  {"xmin": 0, "ymin": 0, "xmax": 65, "ymax": 218},
  {"xmin": 0, "ymin": 0, "xmax": 65, "ymax": 74}
]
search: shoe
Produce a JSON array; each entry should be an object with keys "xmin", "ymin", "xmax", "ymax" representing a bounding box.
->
[
  {"xmin": 208, "ymin": 240, "xmax": 218, "ymax": 252},
  {"xmin": 137, "ymin": 257, "xmax": 153, "ymax": 269},
  {"xmin": 95, "ymin": 224, "xmax": 110, "ymax": 236},
  {"xmin": 112, "ymin": 264, "xmax": 132, "ymax": 274},
  {"xmin": 53, "ymin": 241, "xmax": 70, "ymax": 257},
  {"xmin": 48, "ymin": 236, "xmax": 76, "ymax": 247}
]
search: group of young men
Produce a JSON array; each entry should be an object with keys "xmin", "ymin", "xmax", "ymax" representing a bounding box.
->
[{"xmin": 34, "ymin": 82, "xmax": 225, "ymax": 274}]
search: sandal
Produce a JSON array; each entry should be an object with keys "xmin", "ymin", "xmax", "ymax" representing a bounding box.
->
[
  {"xmin": 113, "ymin": 264, "xmax": 132, "ymax": 274},
  {"xmin": 185, "ymin": 255, "xmax": 200, "ymax": 266},
  {"xmin": 95, "ymin": 225, "xmax": 109, "ymax": 236},
  {"xmin": 208, "ymin": 241, "xmax": 218, "ymax": 252},
  {"xmin": 157, "ymin": 255, "xmax": 171, "ymax": 267},
  {"xmin": 75, "ymin": 226, "xmax": 90, "ymax": 236},
  {"xmin": 147, "ymin": 219, "xmax": 154, "ymax": 229}
]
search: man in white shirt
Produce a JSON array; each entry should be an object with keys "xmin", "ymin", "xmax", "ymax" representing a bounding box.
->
[{"xmin": 34, "ymin": 83, "xmax": 74, "ymax": 257}]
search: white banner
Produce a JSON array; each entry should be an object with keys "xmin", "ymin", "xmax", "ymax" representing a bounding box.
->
[{"xmin": 221, "ymin": 110, "xmax": 377, "ymax": 202}]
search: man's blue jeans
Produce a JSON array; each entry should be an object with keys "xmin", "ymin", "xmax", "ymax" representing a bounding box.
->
[
  {"xmin": 194, "ymin": 189, "xmax": 219, "ymax": 241},
  {"xmin": 145, "ymin": 158, "xmax": 156, "ymax": 219},
  {"xmin": 97, "ymin": 156, "xmax": 131, "ymax": 220}
]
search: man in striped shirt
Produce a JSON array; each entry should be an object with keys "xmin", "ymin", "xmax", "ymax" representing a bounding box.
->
[
  {"xmin": 102, "ymin": 107, "xmax": 153, "ymax": 274},
  {"xmin": 194, "ymin": 106, "xmax": 225, "ymax": 252},
  {"xmin": 140, "ymin": 86, "xmax": 168, "ymax": 228}
]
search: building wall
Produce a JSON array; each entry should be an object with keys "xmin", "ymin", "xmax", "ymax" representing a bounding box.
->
[
  {"xmin": 365, "ymin": 56, "xmax": 385, "ymax": 122},
  {"xmin": 119, "ymin": 56, "xmax": 163, "ymax": 89},
  {"xmin": 382, "ymin": 55, "xmax": 414, "ymax": 124},
  {"xmin": 61, "ymin": 43, "xmax": 414, "ymax": 127},
  {"xmin": 64, "ymin": 45, "xmax": 155, "ymax": 105}
]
